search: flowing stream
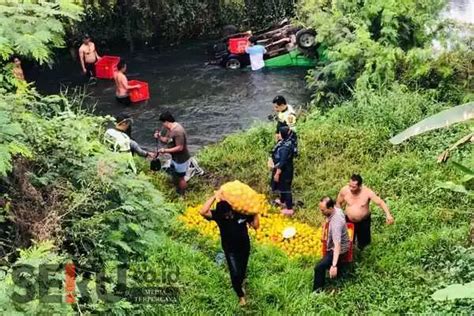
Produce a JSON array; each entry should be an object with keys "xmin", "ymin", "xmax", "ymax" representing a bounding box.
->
[{"xmin": 35, "ymin": 0, "xmax": 473, "ymax": 152}]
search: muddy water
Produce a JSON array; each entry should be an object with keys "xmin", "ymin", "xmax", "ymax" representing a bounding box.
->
[
  {"xmin": 35, "ymin": 0, "xmax": 472, "ymax": 152},
  {"xmin": 36, "ymin": 42, "xmax": 310, "ymax": 153}
]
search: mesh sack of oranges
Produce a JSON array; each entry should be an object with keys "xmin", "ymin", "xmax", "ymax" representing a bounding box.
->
[{"xmin": 216, "ymin": 180, "xmax": 270, "ymax": 215}]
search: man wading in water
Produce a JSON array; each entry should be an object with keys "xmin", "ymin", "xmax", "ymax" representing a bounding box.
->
[
  {"xmin": 336, "ymin": 174, "xmax": 394, "ymax": 249},
  {"xmin": 78, "ymin": 34, "xmax": 101, "ymax": 82},
  {"xmin": 200, "ymin": 192, "xmax": 260, "ymax": 306},
  {"xmin": 114, "ymin": 61, "xmax": 140, "ymax": 106},
  {"xmin": 245, "ymin": 36, "xmax": 267, "ymax": 71}
]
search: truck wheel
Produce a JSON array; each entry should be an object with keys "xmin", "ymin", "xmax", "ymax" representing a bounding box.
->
[
  {"xmin": 296, "ymin": 29, "xmax": 317, "ymax": 48},
  {"xmin": 226, "ymin": 58, "xmax": 241, "ymax": 70}
]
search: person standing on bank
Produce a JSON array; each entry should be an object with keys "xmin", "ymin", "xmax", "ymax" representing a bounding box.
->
[
  {"xmin": 273, "ymin": 95, "xmax": 297, "ymax": 133},
  {"xmin": 114, "ymin": 61, "xmax": 140, "ymax": 106},
  {"xmin": 272, "ymin": 95, "xmax": 298, "ymax": 157},
  {"xmin": 269, "ymin": 126, "xmax": 296, "ymax": 216},
  {"xmin": 11, "ymin": 56, "xmax": 25, "ymax": 81},
  {"xmin": 155, "ymin": 112, "xmax": 191, "ymax": 195},
  {"xmin": 78, "ymin": 34, "xmax": 101, "ymax": 81},
  {"xmin": 245, "ymin": 36, "xmax": 267, "ymax": 71},
  {"xmin": 336, "ymin": 174, "xmax": 394, "ymax": 250},
  {"xmin": 313, "ymin": 196, "xmax": 350, "ymax": 292},
  {"xmin": 200, "ymin": 192, "xmax": 260, "ymax": 306}
]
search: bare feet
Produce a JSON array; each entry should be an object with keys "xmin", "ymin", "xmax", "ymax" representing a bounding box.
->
[
  {"xmin": 239, "ymin": 296, "xmax": 246, "ymax": 306},
  {"xmin": 281, "ymin": 208, "xmax": 294, "ymax": 216}
]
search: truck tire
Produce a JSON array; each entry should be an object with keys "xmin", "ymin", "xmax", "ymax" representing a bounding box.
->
[
  {"xmin": 296, "ymin": 29, "xmax": 317, "ymax": 48},
  {"xmin": 225, "ymin": 58, "xmax": 241, "ymax": 70}
]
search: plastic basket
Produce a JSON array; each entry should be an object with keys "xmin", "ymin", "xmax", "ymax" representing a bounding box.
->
[
  {"xmin": 128, "ymin": 80, "xmax": 150, "ymax": 103},
  {"xmin": 95, "ymin": 56, "xmax": 120, "ymax": 79},
  {"xmin": 228, "ymin": 37, "xmax": 249, "ymax": 54}
]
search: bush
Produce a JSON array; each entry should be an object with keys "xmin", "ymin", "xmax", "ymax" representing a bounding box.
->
[{"xmin": 297, "ymin": 0, "xmax": 473, "ymax": 105}]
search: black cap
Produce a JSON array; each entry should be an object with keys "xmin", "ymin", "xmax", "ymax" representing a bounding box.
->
[
  {"xmin": 115, "ymin": 113, "xmax": 131, "ymax": 125},
  {"xmin": 279, "ymin": 126, "xmax": 291, "ymax": 139},
  {"xmin": 273, "ymin": 95, "xmax": 287, "ymax": 105}
]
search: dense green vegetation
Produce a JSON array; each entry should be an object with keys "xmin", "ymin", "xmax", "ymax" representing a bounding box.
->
[
  {"xmin": 297, "ymin": 0, "xmax": 473, "ymax": 105},
  {"xmin": 0, "ymin": 0, "xmax": 472, "ymax": 314},
  {"xmin": 73, "ymin": 0, "xmax": 297, "ymax": 50},
  {"xmin": 181, "ymin": 87, "xmax": 473, "ymax": 313}
]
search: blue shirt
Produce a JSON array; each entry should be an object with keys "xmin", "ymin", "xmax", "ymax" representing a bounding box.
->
[
  {"xmin": 245, "ymin": 45, "xmax": 267, "ymax": 70},
  {"xmin": 245, "ymin": 45, "xmax": 266, "ymax": 55}
]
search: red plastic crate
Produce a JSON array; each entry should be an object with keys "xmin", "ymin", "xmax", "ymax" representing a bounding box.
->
[
  {"xmin": 128, "ymin": 80, "xmax": 149, "ymax": 103},
  {"xmin": 321, "ymin": 222, "xmax": 354, "ymax": 263},
  {"xmin": 228, "ymin": 37, "xmax": 250, "ymax": 54},
  {"xmin": 95, "ymin": 55, "xmax": 120, "ymax": 79}
]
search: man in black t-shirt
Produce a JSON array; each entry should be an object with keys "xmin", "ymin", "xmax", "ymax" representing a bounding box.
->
[{"xmin": 200, "ymin": 192, "xmax": 260, "ymax": 306}]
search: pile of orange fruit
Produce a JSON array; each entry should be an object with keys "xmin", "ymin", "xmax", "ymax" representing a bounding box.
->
[
  {"xmin": 217, "ymin": 180, "xmax": 270, "ymax": 215},
  {"xmin": 250, "ymin": 213, "xmax": 322, "ymax": 258},
  {"xmin": 180, "ymin": 205, "xmax": 220, "ymax": 240},
  {"xmin": 179, "ymin": 205, "xmax": 322, "ymax": 259}
]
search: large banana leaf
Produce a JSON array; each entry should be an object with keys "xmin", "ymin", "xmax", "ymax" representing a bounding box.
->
[
  {"xmin": 432, "ymin": 281, "xmax": 474, "ymax": 301},
  {"xmin": 389, "ymin": 102, "xmax": 474, "ymax": 144}
]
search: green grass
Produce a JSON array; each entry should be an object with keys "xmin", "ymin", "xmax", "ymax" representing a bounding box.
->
[{"xmin": 148, "ymin": 86, "xmax": 473, "ymax": 314}]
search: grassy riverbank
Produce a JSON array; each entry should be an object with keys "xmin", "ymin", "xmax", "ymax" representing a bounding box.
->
[
  {"xmin": 0, "ymin": 85, "xmax": 470, "ymax": 315},
  {"xmin": 1, "ymin": 1, "xmax": 472, "ymax": 314},
  {"xmin": 149, "ymin": 86, "xmax": 473, "ymax": 314}
]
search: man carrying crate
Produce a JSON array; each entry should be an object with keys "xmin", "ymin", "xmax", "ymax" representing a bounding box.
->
[
  {"xmin": 313, "ymin": 196, "xmax": 350, "ymax": 292},
  {"xmin": 79, "ymin": 34, "xmax": 101, "ymax": 82},
  {"xmin": 114, "ymin": 61, "xmax": 140, "ymax": 106}
]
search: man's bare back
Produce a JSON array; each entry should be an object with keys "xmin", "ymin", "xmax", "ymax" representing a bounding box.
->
[{"xmin": 114, "ymin": 71, "xmax": 129, "ymax": 97}]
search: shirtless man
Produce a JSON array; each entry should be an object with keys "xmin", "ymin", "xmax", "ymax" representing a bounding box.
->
[
  {"xmin": 113, "ymin": 61, "xmax": 140, "ymax": 106},
  {"xmin": 336, "ymin": 174, "xmax": 394, "ymax": 249},
  {"xmin": 78, "ymin": 34, "xmax": 101, "ymax": 80},
  {"xmin": 11, "ymin": 56, "xmax": 25, "ymax": 81}
]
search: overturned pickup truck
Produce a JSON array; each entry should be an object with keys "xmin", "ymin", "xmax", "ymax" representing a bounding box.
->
[{"xmin": 208, "ymin": 19, "xmax": 326, "ymax": 69}]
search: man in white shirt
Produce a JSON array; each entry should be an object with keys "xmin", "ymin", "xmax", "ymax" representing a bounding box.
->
[
  {"xmin": 104, "ymin": 114, "xmax": 154, "ymax": 173},
  {"xmin": 245, "ymin": 36, "xmax": 267, "ymax": 71}
]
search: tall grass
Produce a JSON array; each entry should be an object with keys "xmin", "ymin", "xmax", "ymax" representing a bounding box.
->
[{"xmin": 150, "ymin": 86, "xmax": 473, "ymax": 313}]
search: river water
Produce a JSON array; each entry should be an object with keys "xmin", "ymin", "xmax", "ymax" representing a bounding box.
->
[
  {"xmin": 36, "ymin": 43, "xmax": 309, "ymax": 152},
  {"xmin": 35, "ymin": 0, "xmax": 473, "ymax": 152}
]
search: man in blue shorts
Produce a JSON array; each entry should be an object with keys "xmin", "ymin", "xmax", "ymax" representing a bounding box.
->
[{"xmin": 155, "ymin": 112, "xmax": 191, "ymax": 195}]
